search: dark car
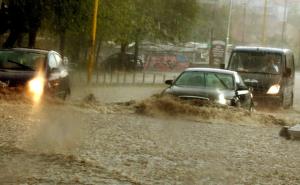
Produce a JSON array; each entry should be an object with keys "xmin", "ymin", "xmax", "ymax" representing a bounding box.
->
[
  {"xmin": 0, "ymin": 48, "xmax": 71, "ymax": 101},
  {"xmin": 227, "ymin": 46, "xmax": 295, "ymax": 108},
  {"xmin": 163, "ymin": 68, "xmax": 253, "ymax": 110},
  {"xmin": 100, "ymin": 53, "xmax": 143, "ymax": 71}
]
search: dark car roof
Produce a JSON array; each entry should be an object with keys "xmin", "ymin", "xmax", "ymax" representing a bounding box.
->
[
  {"xmin": 0, "ymin": 48, "xmax": 50, "ymax": 55},
  {"xmin": 184, "ymin": 67, "xmax": 237, "ymax": 75},
  {"xmin": 233, "ymin": 46, "xmax": 292, "ymax": 54}
]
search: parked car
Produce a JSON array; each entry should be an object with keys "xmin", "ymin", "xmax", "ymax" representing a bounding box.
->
[
  {"xmin": 227, "ymin": 46, "xmax": 295, "ymax": 108},
  {"xmin": 100, "ymin": 53, "xmax": 143, "ymax": 71},
  {"xmin": 0, "ymin": 48, "xmax": 71, "ymax": 100},
  {"xmin": 163, "ymin": 68, "xmax": 253, "ymax": 110}
]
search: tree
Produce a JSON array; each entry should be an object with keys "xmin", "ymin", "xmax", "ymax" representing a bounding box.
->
[
  {"xmin": 45, "ymin": 0, "xmax": 87, "ymax": 56},
  {"xmin": 0, "ymin": 0, "xmax": 44, "ymax": 48},
  {"xmin": 95, "ymin": 0, "xmax": 199, "ymax": 69}
]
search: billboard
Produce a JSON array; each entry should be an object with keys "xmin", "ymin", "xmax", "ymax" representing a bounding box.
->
[{"xmin": 144, "ymin": 54, "xmax": 189, "ymax": 72}]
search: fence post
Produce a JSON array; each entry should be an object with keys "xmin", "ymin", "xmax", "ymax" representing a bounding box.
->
[
  {"xmin": 123, "ymin": 71, "xmax": 126, "ymax": 84},
  {"xmin": 132, "ymin": 71, "xmax": 136, "ymax": 84},
  {"xmin": 110, "ymin": 71, "xmax": 113, "ymax": 84},
  {"xmin": 117, "ymin": 71, "xmax": 120, "ymax": 84},
  {"xmin": 142, "ymin": 72, "xmax": 145, "ymax": 84},
  {"xmin": 162, "ymin": 74, "xmax": 166, "ymax": 83},
  {"xmin": 96, "ymin": 69, "xmax": 99, "ymax": 84},
  {"xmin": 103, "ymin": 72, "xmax": 106, "ymax": 84},
  {"xmin": 153, "ymin": 73, "xmax": 156, "ymax": 84}
]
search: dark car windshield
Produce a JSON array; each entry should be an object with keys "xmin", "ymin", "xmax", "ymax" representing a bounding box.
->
[
  {"xmin": 228, "ymin": 51, "xmax": 282, "ymax": 75},
  {"xmin": 0, "ymin": 50, "xmax": 46, "ymax": 70},
  {"xmin": 175, "ymin": 71, "xmax": 234, "ymax": 90},
  {"xmin": 206, "ymin": 72, "xmax": 234, "ymax": 90}
]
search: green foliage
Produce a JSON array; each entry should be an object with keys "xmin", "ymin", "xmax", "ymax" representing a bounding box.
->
[
  {"xmin": 96, "ymin": 0, "xmax": 199, "ymax": 45},
  {"xmin": 7, "ymin": 0, "xmax": 225, "ymax": 62}
]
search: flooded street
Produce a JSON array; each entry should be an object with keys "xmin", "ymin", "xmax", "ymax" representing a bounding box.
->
[{"xmin": 1, "ymin": 73, "xmax": 300, "ymax": 184}]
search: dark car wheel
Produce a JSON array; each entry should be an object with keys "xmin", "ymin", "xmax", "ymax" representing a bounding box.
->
[{"xmin": 57, "ymin": 77, "xmax": 71, "ymax": 100}]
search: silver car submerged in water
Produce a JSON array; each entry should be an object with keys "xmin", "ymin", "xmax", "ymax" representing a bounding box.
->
[{"xmin": 163, "ymin": 68, "xmax": 253, "ymax": 110}]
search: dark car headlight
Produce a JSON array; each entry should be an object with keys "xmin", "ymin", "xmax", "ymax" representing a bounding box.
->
[
  {"xmin": 217, "ymin": 94, "xmax": 231, "ymax": 105},
  {"xmin": 27, "ymin": 75, "xmax": 45, "ymax": 103}
]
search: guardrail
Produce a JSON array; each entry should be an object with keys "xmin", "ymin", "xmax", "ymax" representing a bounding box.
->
[{"xmin": 70, "ymin": 70, "xmax": 180, "ymax": 85}]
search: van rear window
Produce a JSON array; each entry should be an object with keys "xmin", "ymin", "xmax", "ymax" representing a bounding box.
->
[{"xmin": 228, "ymin": 51, "xmax": 282, "ymax": 75}]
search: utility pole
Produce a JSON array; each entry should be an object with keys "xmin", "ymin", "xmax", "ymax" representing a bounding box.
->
[
  {"xmin": 262, "ymin": 0, "xmax": 268, "ymax": 46},
  {"xmin": 209, "ymin": 0, "xmax": 217, "ymax": 66},
  {"xmin": 241, "ymin": 0, "xmax": 248, "ymax": 44},
  {"xmin": 224, "ymin": 0, "xmax": 233, "ymax": 68},
  {"xmin": 87, "ymin": 0, "xmax": 100, "ymax": 84},
  {"xmin": 281, "ymin": 0, "xmax": 288, "ymax": 44}
]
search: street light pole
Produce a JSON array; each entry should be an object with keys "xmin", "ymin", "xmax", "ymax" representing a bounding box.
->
[
  {"xmin": 262, "ymin": 0, "xmax": 268, "ymax": 45},
  {"xmin": 242, "ymin": 0, "xmax": 248, "ymax": 44},
  {"xmin": 281, "ymin": 0, "xmax": 288, "ymax": 44},
  {"xmin": 87, "ymin": 0, "xmax": 100, "ymax": 84},
  {"xmin": 224, "ymin": 0, "xmax": 233, "ymax": 68},
  {"xmin": 209, "ymin": 0, "xmax": 217, "ymax": 66}
]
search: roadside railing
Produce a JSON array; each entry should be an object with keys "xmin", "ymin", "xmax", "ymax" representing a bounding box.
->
[{"xmin": 70, "ymin": 70, "xmax": 180, "ymax": 85}]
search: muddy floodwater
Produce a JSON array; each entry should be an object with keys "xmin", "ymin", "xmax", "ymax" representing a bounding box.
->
[{"xmin": 1, "ymin": 73, "xmax": 300, "ymax": 184}]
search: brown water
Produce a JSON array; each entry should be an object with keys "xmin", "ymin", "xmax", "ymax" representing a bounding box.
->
[{"xmin": 1, "ymin": 75, "xmax": 300, "ymax": 184}]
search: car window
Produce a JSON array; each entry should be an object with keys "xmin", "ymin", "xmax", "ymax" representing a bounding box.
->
[
  {"xmin": 0, "ymin": 50, "xmax": 45, "ymax": 70},
  {"xmin": 286, "ymin": 54, "xmax": 294, "ymax": 69},
  {"xmin": 175, "ymin": 71, "xmax": 205, "ymax": 86},
  {"xmin": 206, "ymin": 72, "xmax": 234, "ymax": 90},
  {"xmin": 285, "ymin": 53, "xmax": 295, "ymax": 77}
]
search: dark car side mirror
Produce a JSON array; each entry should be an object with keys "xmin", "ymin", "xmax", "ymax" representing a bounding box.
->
[
  {"xmin": 50, "ymin": 67, "xmax": 60, "ymax": 73},
  {"xmin": 237, "ymin": 84, "xmax": 248, "ymax": 91},
  {"xmin": 63, "ymin": 57, "xmax": 69, "ymax": 66},
  {"xmin": 165, "ymin": 79, "xmax": 173, "ymax": 85}
]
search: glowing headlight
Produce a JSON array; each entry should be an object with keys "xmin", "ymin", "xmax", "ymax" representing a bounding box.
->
[
  {"xmin": 218, "ymin": 94, "xmax": 226, "ymax": 105},
  {"xmin": 28, "ymin": 76, "xmax": 45, "ymax": 103},
  {"xmin": 267, "ymin": 84, "xmax": 280, "ymax": 95},
  {"xmin": 217, "ymin": 94, "xmax": 231, "ymax": 105}
]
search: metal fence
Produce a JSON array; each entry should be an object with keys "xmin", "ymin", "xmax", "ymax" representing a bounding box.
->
[{"xmin": 70, "ymin": 70, "xmax": 180, "ymax": 85}]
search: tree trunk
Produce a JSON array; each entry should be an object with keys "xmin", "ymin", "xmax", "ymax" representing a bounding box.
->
[
  {"xmin": 59, "ymin": 29, "xmax": 66, "ymax": 57},
  {"xmin": 120, "ymin": 42, "xmax": 128, "ymax": 70},
  {"xmin": 28, "ymin": 28, "xmax": 38, "ymax": 48},
  {"xmin": 3, "ymin": 29, "xmax": 20, "ymax": 48},
  {"xmin": 134, "ymin": 36, "xmax": 139, "ymax": 71},
  {"xmin": 95, "ymin": 40, "xmax": 102, "ymax": 71}
]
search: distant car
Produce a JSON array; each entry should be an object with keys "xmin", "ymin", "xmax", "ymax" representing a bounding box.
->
[
  {"xmin": 227, "ymin": 46, "xmax": 295, "ymax": 108},
  {"xmin": 100, "ymin": 53, "xmax": 143, "ymax": 71},
  {"xmin": 163, "ymin": 68, "xmax": 253, "ymax": 110},
  {"xmin": 0, "ymin": 48, "xmax": 71, "ymax": 100}
]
